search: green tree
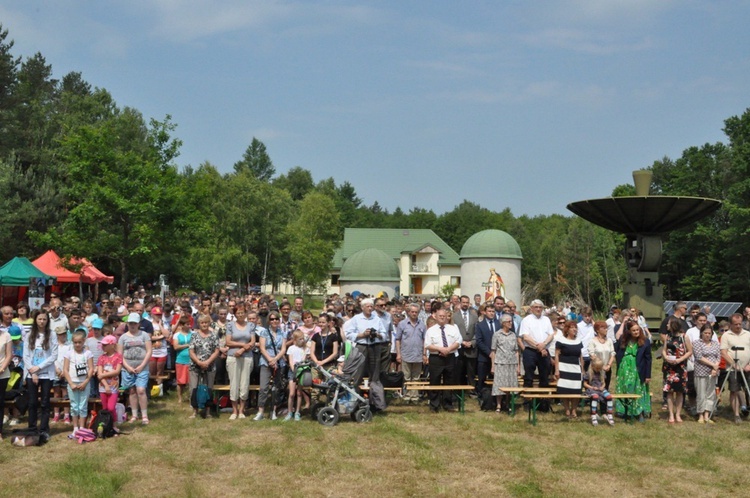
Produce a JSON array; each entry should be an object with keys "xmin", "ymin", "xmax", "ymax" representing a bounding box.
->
[
  {"xmin": 0, "ymin": 25, "xmax": 20, "ymax": 160},
  {"xmin": 273, "ymin": 166, "xmax": 314, "ymax": 201},
  {"xmin": 233, "ymin": 137, "xmax": 275, "ymax": 181},
  {"xmin": 286, "ymin": 191, "xmax": 341, "ymax": 293},
  {"xmin": 34, "ymin": 108, "xmax": 182, "ymax": 292}
]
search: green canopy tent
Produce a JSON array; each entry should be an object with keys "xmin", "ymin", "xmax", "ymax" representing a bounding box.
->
[
  {"xmin": 0, "ymin": 257, "xmax": 54, "ymax": 307},
  {"xmin": 0, "ymin": 257, "xmax": 52, "ymax": 286}
]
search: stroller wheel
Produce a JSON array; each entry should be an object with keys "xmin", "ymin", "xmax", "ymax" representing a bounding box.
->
[
  {"xmin": 317, "ymin": 406, "xmax": 340, "ymax": 427},
  {"xmin": 311, "ymin": 402, "xmax": 325, "ymax": 420},
  {"xmin": 354, "ymin": 407, "xmax": 373, "ymax": 423}
]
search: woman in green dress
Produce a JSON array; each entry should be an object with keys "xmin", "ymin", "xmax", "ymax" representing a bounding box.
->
[{"xmin": 614, "ymin": 319, "xmax": 652, "ymax": 421}]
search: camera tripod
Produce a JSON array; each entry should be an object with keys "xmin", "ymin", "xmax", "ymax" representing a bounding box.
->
[{"xmin": 710, "ymin": 346, "xmax": 750, "ymax": 421}]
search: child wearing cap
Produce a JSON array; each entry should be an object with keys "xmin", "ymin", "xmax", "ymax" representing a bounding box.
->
[
  {"xmin": 53, "ymin": 326, "xmax": 72, "ymax": 424},
  {"xmin": 0, "ymin": 323, "xmax": 12, "ymax": 439},
  {"xmin": 97, "ymin": 334, "xmax": 122, "ymax": 417},
  {"xmin": 85, "ymin": 318, "xmax": 106, "ymax": 399},
  {"xmin": 4, "ymin": 325, "xmax": 23, "ymax": 427}
]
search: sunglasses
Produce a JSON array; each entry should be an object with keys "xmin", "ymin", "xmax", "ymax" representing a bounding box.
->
[{"xmin": 269, "ymin": 317, "xmax": 280, "ymax": 321}]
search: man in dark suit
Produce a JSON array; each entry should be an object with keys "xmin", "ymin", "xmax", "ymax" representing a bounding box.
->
[
  {"xmin": 453, "ymin": 295, "xmax": 478, "ymax": 388},
  {"xmin": 475, "ymin": 303, "xmax": 500, "ymax": 395}
]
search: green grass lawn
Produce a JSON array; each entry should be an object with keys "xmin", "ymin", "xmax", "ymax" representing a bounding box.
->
[{"xmin": 3, "ymin": 362, "xmax": 750, "ymax": 498}]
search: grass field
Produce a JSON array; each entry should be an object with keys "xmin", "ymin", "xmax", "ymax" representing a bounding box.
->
[{"xmin": 3, "ymin": 368, "xmax": 750, "ymax": 498}]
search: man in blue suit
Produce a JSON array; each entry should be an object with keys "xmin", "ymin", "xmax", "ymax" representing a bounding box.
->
[{"xmin": 475, "ymin": 303, "xmax": 500, "ymax": 395}]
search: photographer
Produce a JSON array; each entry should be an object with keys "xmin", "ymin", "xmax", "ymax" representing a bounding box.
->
[
  {"xmin": 720, "ymin": 313, "xmax": 750, "ymax": 424},
  {"xmin": 343, "ymin": 298, "xmax": 387, "ymax": 412}
]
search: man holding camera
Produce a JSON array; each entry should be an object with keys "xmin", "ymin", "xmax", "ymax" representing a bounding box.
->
[
  {"xmin": 344, "ymin": 298, "xmax": 387, "ymax": 411},
  {"xmin": 720, "ymin": 313, "xmax": 750, "ymax": 423}
]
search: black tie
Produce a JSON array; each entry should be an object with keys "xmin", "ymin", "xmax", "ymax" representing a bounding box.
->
[{"xmin": 441, "ymin": 325, "xmax": 448, "ymax": 347}]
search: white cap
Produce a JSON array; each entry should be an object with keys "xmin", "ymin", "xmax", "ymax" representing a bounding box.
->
[{"xmin": 127, "ymin": 313, "xmax": 141, "ymax": 323}]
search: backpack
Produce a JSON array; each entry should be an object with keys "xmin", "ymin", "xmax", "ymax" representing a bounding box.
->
[
  {"xmin": 380, "ymin": 371, "xmax": 405, "ymax": 388},
  {"xmin": 479, "ymin": 387, "xmax": 497, "ymax": 411},
  {"xmin": 295, "ymin": 364, "xmax": 312, "ymax": 388},
  {"xmin": 11, "ymin": 429, "xmax": 47, "ymax": 447},
  {"xmin": 191, "ymin": 384, "xmax": 211, "ymax": 410},
  {"xmin": 91, "ymin": 409, "xmax": 117, "ymax": 439},
  {"xmin": 76, "ymin": 428, "xmax": 97, "ymax": 444}
]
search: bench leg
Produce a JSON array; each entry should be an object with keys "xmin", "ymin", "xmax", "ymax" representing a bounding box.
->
[
  {"xmin": 458, "ymin": 390, "xmax": 465, "ymax": 414},
  {"xmin": 527, "ymin": 399, "xmax": 539, "ymax": 426},
  {"xmin": 510, "ymin": 393, "xmax": 517, "ymax": 417}
]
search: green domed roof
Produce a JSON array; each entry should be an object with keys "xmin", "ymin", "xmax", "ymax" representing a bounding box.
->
[
  {"xmin": 339, "ymin": 248, "xmax": 400, "ymax": 282},
  {"xmin": 460, "ymin": 229, "xmax": 523, "ymax": 260}
]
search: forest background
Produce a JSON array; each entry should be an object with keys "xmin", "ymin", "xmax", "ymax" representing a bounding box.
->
[{"xmin": 2, "ymin": 24, "xmax": 750, "ymax": 311}]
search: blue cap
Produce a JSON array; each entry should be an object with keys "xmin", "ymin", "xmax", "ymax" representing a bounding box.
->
[
  {"xmin": 8, "ymin": 324, "xmax": 22, "ymax": 340},
  {"xmin": 91, "ymin": 318, "xmax": 104, "ymax": 329}
]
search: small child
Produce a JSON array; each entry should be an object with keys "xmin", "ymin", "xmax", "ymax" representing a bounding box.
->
[
  {"xmin": 53, "ymin": 329, "xmax": 71, "ymax": 424},
  {"xmin": 63, "ymin": 330, "xmax": 94, "ymax": 437},
  {"xmin": 97, "ymin": 335, "xmax": 123, "ymax": 424},
  {"xmin": 285, "ymin": 330, "xmax": 309, "ymax": 422},
  {"xmin": 4, "ymin": 325, "xmax": 24, "ymax": 426},
  {"xmin": 172, "ymin": 316, "xmax": 192, "ymax": 403},
  {"xmin": 583, "ymin": 357, "xmax": 614, "ymax": 426},
  {"xmin": 85, "ymin": 318, "xmax": 106, "ymax": 399}
]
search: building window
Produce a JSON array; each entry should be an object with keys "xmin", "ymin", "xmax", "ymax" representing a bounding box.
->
[
  {"xmin": 451, "ymin": 276, "xmax": 461, "ymax": 286},
  {"xmin": 331, "ymin": 274, "xmax": 339, "ymax": 285}
]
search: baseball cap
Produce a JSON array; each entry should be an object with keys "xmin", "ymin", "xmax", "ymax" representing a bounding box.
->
[
  {"xmin": 101, "ymin": 335, "xmax": 117, "ymax": 346},
  {"xmin": 8, "ymin": 324, "xmax": 22, "ymax": 340},
  {"xmin": 151, "ymin": 306, "xmax": 163, "ymax": 315},
  {"xmin": 91, "ymin": 318, "xmax": 104, "ymax": 329},
  {"xmin": 127, "ymin": 313, "xmax": 141, "ymax": 323}
]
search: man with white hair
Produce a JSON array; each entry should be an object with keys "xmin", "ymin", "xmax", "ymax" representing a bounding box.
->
[
  {"xmin": 344, "ymin": 298, "xmax": 387, "ymax": 412},
  {"xmin": 518, "ymin": 299, "xmax": 555, "ymax": 391}
]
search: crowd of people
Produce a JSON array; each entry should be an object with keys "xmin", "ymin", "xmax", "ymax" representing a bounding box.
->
[{"xmin": 1, "ymin": 289, "xmax": 750, "ymax": 441}]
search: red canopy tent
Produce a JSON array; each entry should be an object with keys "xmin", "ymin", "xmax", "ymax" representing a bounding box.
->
[
  {"xmin": 71, "ymin": 257, "xmax": 115, "ymax": 284},
  {"xmin": 32, "ymin": 250, "xmax": 114, "ymax": 302},
  {"xmin": 32, "ymin": 250, "xmax": 96, "ymax": 283}
]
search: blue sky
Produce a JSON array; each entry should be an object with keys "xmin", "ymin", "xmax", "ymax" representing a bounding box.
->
[{"xmin": 3, "ymin": 1, "xmax": 749, "ymax": 216}]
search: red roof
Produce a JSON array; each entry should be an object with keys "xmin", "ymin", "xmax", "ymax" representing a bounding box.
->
[{"xmin": 31, "ymin": 250, "xmax": 113, "ymax": 284}]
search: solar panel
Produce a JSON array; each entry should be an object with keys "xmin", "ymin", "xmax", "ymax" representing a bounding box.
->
[{"xmin": 663, "ymin": 301, "xmax": 743, "ymax": 318}]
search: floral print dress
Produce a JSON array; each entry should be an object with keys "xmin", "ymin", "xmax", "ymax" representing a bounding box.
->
[
  {"xmin": 615, "ymin": 341, "xmax": 651, "ymax": 417},
  {"xmin": 662, "ymin": 334, "xmax": 688, "ymax": 393}
]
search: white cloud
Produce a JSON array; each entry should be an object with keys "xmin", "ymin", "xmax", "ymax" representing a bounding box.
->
[
  {"xmin": 437, "ymin": 80, "xmax": 614, "ymax": 108},
  {"xmin": 522, "ymin": 28, "xmax": 654, "ymax": 55},
  {"xmin": 141, "ymin": 0, "xmax": 385, "ymax": 43}
]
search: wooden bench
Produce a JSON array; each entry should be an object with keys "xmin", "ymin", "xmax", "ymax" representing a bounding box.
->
[
  {"xmin": 403, "ymin": 384, "xmax": 476, "ymax": 413},
  {"xmin": 211, "ymin": 385, "xmax": 261, "ymax": 416},
  {"xmin": 520, "ymin": 392, "xmax": 645, "ymax": 425}
]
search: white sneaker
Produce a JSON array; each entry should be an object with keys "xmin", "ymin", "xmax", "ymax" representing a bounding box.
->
[
  {"xmin": 283, "ymin": 412, "xmax": 293, "ymax": 421},
  {"xmin": 2, "ymin": 415, "xmax": 8, "ymax": 425},
  {"xmin": 238, "ymin": 413, "xmax": 246, "ymax": 419},
  {"xmin": 271, "ymin": 411, "xmax": 278, "ymax": 421},
  {"xmin": 253, "ymin": 413, "xmax": 263, "ymax": 421},
  {"xmin": 228, "ymin": 413, "xmax": 238, "ymax": 421},
  {"xmin": 9, "ymin": 418, "xmax": 19, "ymax": 426}
]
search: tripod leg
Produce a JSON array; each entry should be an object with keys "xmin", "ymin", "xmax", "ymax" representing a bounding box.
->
[{"xmin": 709, "ymin": 368, "xmax": 731, "ymax": 420}]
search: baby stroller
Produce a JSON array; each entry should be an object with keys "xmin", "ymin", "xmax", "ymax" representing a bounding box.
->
[{"xmin": 303, "ymin": 343, "xmax": 372, "ymax": 426}]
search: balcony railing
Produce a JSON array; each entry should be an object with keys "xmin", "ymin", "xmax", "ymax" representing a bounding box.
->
[{"xmin": 411, "ymin": 263, "xmax": 431, "ymax": 272}]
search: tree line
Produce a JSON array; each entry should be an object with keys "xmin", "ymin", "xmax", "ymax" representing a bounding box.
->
[{"xmin": 1, "ymin": 25, "xmax": 749, "ymax": 310}]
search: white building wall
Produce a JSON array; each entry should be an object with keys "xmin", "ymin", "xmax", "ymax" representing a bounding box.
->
[{"xmin": 460, "ymin": 259, "xmax": 522, "ymax": 305}]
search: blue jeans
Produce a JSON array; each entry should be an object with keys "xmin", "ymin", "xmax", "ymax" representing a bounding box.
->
[
  {"xmin": 67, "ymin": 385, "xmax": 89, "ymax": 418},
  {"xmin": 121, "ymin": 368, "xmax": 149, "ymax": 390}
]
